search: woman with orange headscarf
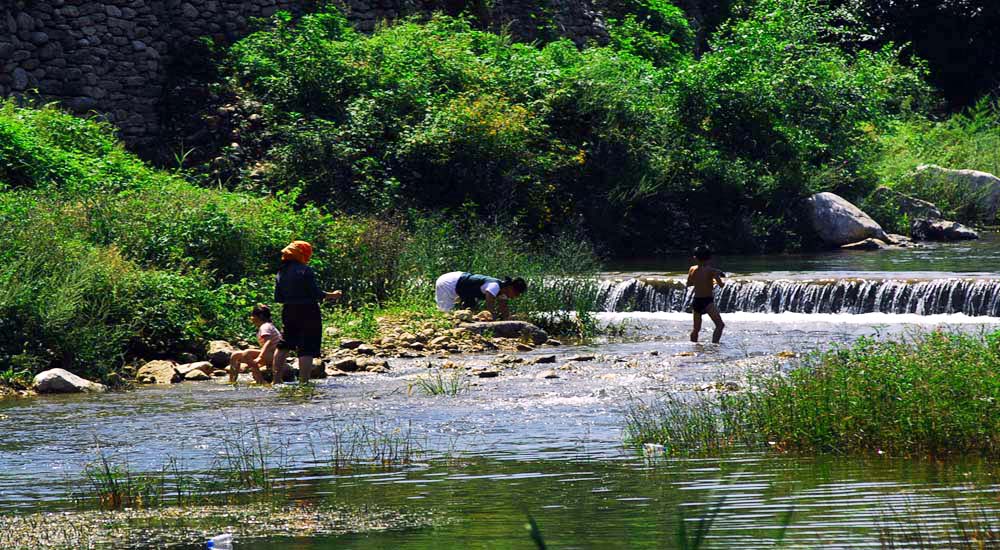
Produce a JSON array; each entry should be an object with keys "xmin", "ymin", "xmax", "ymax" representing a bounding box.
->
[{"xmin": 272, "ymin": 240, "xmax": 342, "ymax": 384}]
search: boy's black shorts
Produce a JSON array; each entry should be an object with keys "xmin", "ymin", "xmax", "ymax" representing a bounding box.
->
[
  {"xmin": 278, "ymin": 303, "xmax": 323, "ymax": 357},
  {"xmin": 691, "ymin": 296, "xmax": 714, "ymax": 315}
]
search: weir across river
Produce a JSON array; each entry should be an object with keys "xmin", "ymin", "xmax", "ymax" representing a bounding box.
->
[{"xmin": 598, "ymin": 276, "xmax": 1000, "ymax": 316}]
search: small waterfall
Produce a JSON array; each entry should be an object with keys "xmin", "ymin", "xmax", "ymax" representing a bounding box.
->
[{"xmin": 597, "ymin": 277, "xmax": 1000, "ymax": 316}]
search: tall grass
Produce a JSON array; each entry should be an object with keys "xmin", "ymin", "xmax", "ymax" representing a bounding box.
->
[
  {"xmin": 879, "ymin": 98, "xmax": 1000, "ymax": 221},
  {"xmin": 627, "ymin": 331, "xmax": 1000, "ymax": 458}
]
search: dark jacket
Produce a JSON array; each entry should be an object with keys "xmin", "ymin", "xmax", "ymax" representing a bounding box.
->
[
  {"xmin": 275, "ymin": 261, "xmax": 325, "ymax": 305},
  {"xmin": 456, "ymin": 273, "xmax": 502, "ymax": 309}
]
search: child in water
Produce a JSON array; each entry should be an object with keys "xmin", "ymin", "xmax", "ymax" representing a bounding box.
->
[
  {"xmin": 686, "ymin": 246, "xmax": 726, "ymax": 344},
  {"xmin": 229, "ymin": 304, "xmax": 282, "ymax": 384}
]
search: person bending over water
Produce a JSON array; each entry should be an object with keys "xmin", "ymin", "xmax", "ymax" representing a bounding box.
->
[
  {"xmin": 229, "ymin": 304, "xmax": 281, "ymax": 384},
  {"xmin": 273, "ymin": 241, "xmax": 342, "ymax": 384},
  {"xmin": 435, "ymin": 272, "xmax": 527, "ymax": 320},
  {"xmin": 687, "ymin": 246, "xmax": 725, "ymax": 344}
]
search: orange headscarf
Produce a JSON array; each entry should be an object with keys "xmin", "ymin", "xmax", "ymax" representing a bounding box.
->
[{"xmin": 281, "ymin": 240, "xmax": 313, "ymax": 264}]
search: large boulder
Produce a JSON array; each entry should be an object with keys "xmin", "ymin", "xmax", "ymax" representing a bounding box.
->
[
  {"xmin": 911, "ymin": 219, "xmax": 979, "ymax": 241},
  {"xmin": 33, "ymin": 369, "xmax": 106, "ymax": 394},
  {"xmin": 871, "ymin": 186, "xmax": 943, "ymax": 220},
  {"xmin": 914, "ymin": 165, "xmax": 1000, "ymax": 220},
  {"xmin": 462, "ymin": 321, "xmax": 549, "ymax": 345},
  {"xmin": 806, "ymin": 192, "xmax": 888, "ymax": 247},
  {"xmin": 206, "ymin": 341, "xmax": 236, "ymax": 369},
  {"xmin": 136, "ymin": 360, "xmax": 181, "ymax": 384}
]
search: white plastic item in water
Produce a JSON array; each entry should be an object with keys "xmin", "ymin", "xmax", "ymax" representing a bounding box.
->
[
  {"xmin": 642, "ymin": 443, "xmax": 666, "ymax": 456},
  {"xmin": 206, "ymin": 533, "xmax": 233, "ymax": 549}
]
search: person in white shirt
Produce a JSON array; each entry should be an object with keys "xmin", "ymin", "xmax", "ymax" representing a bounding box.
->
[{"xmin": 435, "ymin": 272, "xmax": 527, "ymax": 320}]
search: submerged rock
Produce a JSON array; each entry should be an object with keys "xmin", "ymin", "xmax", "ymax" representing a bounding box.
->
[
  {"xmin": 911, "ymin": 219, "xmax": 979, "ymax": 241},
  {"xmin": 136, "ymin": 360, "xmax": 181, "ymax": 384},
  {"xmin": 536, "ymin": 369, "xmax": 560, "ymax": 379},
  {"xmin": 806, "ymin": 192, "xmax": 888, "ymax": 246},
  {"xmin": 32, "ymin": 369, "xmax": 106, "ymax": 394},
  {"xmin": 462, "ymin": 321, "xmax": 548, "ymax": 345},
  {"xmin": 841, "ymin": 238, "xmax": 888, "ymax": 251}
]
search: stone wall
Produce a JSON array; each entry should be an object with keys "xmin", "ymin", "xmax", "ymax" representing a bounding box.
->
[{"xmin": 0, "ymin": 0, "xmax": 606, "ymax": 150}]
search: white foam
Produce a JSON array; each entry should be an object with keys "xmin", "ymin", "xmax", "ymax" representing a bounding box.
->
[{"xmin": 597, "ymin": 311, "xmax": 1000, "ymax": 325}]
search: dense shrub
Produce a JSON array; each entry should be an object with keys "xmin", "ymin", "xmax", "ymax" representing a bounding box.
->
[{"xmin": 225, "ymin": 1, "xmax": 927, "ymax": 254}]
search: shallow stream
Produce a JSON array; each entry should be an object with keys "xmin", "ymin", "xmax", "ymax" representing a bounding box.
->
[{"xmin": 4, "ymin": 239, "xmax": 1000, "ymax": 548}]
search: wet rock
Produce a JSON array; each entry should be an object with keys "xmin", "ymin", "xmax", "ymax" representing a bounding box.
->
[
  {"xmin": 362, "ymin": 359, "xmax": 390, "ymax": 373},
  {"xmin": 331, "ymin": 358, "xmax": 360, "ymax": 372},
  {"xmin": 531, "ymin": 354, "xmax": 557, "ymax": 364},
  {"xmin": 211, "ymin": 370, "xmax": 229, "ymax": 377},
  {"xmin": 886, "ymin": 233, "xmax": 914, "ymax": 247},
  {"xmin": 176, "ymin": 352, "xmax": 199, "ymax": 364},
  {"xmin": 547, "ymin": 339, "xmax": 562, "ymax": 346},
  {"xmin": 136, "ymin": 360, "xmax": 181, "ymax": 384},
  {"xmin": 339, "ymin": 339, "xmax": 363, "ymax": 350},
  {"xmin": 177, "ymin": 361, "xmax": 213, "ymax": 377},
  {"xmin": 462, "ymin": 321, "xmax": 548, "ymax": 345},
  {"xmin": 806, "ymin": 192, "xmax": 888, "ymax": 247},
  {"xmin": 516, "ymin": 343, "xmax": 534, "ymax": 352},
  {"xmin": 536, "ymin": 369, "xmax": 560, "ymax": 379},
  {"xmin": 841, "ymin": 238, "xmax": 888, "ymax": 251},
  {"xmin": 355, "ymin": 344, "xmax": 376, "ymax": 356},
  {"xmin": 206, "ymin": 341, "xmax": 235, "ymax": 369},
  {"xmin": 911, "ymin": 219, "xmax": 979, "ymax": 241},
  {"xmin": 33, "ymin": 369, "xmax": 106, "ymax": 394},
  {"xmin": 565, "ymin": 354, "xmax": 595, "ymax": 362},
  {"xmin": 475, "ymin": 369, "xmax": 500, "ymax": 378},
  {"xmin": 184, "ymin": 370, "xmax": 211, "ymax": 381},
  {"xmin": 493, "ymin": 354, "xmax": 524, "ymax": 365},
  {"xmin": 647, "ymin": 350, "xmax": 660, "ymax": 356}
]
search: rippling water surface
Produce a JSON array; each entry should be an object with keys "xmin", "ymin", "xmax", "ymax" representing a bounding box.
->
[{"xmin": 4, "ymin": 311, "xmax": 1000, "ymax": 548}]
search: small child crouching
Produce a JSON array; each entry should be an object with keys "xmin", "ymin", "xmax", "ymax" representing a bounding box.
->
[{"xmin": 229, "ymin": 304, "xmax": 282, "ymax": 384}]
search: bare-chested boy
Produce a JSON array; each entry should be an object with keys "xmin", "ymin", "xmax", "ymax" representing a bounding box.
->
[{"xmin": 686, "ymin": 246, "xmax": 725, "ymax": 344}]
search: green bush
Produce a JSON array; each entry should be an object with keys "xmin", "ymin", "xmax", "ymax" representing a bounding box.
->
[{"xmin": 225, "ymin": 2, "xmax": 928, "ymax": 253}]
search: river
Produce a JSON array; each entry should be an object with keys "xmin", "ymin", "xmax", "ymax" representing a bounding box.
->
[{"xmin": 3, "ymin": 237, "xmax": 1000, "ymax": 548}]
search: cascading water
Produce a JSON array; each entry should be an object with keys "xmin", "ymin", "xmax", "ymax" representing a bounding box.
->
[{"xmin": 597, "ymin": 277, "xmax": 1000, "ymax": 316}]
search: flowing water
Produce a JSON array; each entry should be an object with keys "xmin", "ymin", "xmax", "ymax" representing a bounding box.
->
[{"xmin": 5, "ymin": 238, "xmax": 1000, "ymax": 548}]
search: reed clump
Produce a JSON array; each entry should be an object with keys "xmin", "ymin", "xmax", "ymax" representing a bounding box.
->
[{"xmin": 627, "ymin": 331, "xmax": 1000, "ymax": 458}]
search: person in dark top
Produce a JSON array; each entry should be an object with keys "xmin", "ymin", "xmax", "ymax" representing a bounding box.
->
[
  {"xmin": 272, "ymin": 240, "xmax": 342, "ymax": 384},
  {"xmin": 434, "ymin": 271, "xmax": 527, "ymax": 320}
]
